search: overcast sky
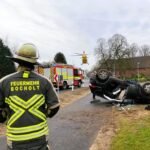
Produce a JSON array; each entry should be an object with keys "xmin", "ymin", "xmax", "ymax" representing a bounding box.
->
[{"xmin": 0, "ymin": 0, "xmax": 150, "ymax": 70}]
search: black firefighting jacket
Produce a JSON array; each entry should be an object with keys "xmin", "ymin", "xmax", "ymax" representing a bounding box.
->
[{"xmin": 0, "ymin": 70, "xmax": 60, "ymax": 142}]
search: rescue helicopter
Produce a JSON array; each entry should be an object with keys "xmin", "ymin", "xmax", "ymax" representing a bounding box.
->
[{"xmin": 72, "ymin": 51, "xmax": 89, "ymax": 65}]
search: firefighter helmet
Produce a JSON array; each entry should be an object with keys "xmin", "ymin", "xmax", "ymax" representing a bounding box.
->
[{"xmin": 9, "ymin": 43, "xmax": 39, "ymax": 64}]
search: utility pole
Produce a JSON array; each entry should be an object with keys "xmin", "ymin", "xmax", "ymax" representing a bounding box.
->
[
  {"xmin": 137, "ymin": 62, "xmax": 140, "ymax": 81},
  {"xmin": 113, "ymin": 53, "xmax": 116, "ymax": 77}
]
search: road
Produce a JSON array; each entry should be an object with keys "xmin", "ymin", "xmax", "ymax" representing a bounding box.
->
[
  {"xmin": 0, "ymin": 94, "xmax": 113, "ymax": 150},
  {"xmin": 48, "ymin": 94, "xmax": 113, "ymax": 150}
]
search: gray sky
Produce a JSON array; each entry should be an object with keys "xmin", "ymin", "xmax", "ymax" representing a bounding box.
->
[{"xmin": 0, "ymin": 0, "xmax": 150, "ymax": 70}]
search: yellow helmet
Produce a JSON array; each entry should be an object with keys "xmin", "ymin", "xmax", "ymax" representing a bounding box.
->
[{"xmin": 10, "ymin": 43, "xmax": 39, "ymax": 64}]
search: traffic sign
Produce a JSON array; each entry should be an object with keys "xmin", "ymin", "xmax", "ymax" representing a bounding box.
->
[{"xmin": 54, "ymin": 74, "xmax": 58, "ymax": 82}]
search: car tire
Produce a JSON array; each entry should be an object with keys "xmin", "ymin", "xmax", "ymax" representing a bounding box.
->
[
  {"xmin": 97, "ymin": 69, "xmax": 109, "ymax": 80},
  {"xmin": 142, "ymin": 82, "xmax": 150, "ymax": 95}
]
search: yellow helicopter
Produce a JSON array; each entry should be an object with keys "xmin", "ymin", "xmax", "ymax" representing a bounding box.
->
[{"xmin": 72, "ymin": 51, "xmax": 89, "ymax": 65}]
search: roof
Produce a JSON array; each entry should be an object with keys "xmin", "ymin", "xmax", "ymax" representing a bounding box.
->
[{"xmin": 101, "ymin": 56, "xmax": 150, "ymax": 69}]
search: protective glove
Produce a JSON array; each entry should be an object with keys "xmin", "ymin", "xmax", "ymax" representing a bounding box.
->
[
  {"xmin": 47, "ymin": 106, "xmax": 59, "ymax": 118},
  {"xmin": 0, "ymin": 109, "xmax": 7, "ymax": 123}
]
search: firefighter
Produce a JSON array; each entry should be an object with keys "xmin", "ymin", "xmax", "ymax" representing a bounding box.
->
[{"xmin": 0, "ymin": 43, "xmax": 60, "ymax": 150}]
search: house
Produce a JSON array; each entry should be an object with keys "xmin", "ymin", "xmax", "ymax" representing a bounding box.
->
[{"xmin": 101, "ymin": 56, "xmax": 150, "ymax": 78}]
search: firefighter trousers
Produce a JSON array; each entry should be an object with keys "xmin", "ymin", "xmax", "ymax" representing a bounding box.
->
[
  {"xmin": 7, "ymin": 143, "xmax": 50, "ymax": 150},
  {"xmin": 7, "ymin": 136, "xmax": 50, "ymax": 150}
]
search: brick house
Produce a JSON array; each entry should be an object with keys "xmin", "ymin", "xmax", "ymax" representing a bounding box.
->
[
  {"xmin": 122, "ymin": 56, "xmax": 150, "ymax": 78},
  {"xmin": 101, "ymin": 56, "xmax": 150, "ymax": 78}
]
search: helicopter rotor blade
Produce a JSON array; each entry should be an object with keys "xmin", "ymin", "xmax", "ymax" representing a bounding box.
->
[
  {"xmin": 71, "ymin": 54, "xmax": 81, "ymax": 56},
  {"xmin": 74, "ymin": 53, "xmax": 82, "ymax": 55}
]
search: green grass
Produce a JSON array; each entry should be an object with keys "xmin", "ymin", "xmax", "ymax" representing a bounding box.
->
[{"xmin": 110, "ymin": 116, "xmax": 150, "ymax": 150}]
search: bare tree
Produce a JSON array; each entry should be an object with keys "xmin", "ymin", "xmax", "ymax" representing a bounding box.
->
[
  {"xmin": 92, "ymin": 34, "xmax": 146, "ymax": 77},
  {"xmin": 95, "ymin": 38, "xmax": 107, "ymax": 58},
  {"xmin": 108, "ymin": 34, "xmax": 131, "ymax": 77},
  {"xmin": 94, "ymin": 38, "xmax": 112, "ymax": 70},
  {"xmin": 128, "ymin": 43, "xmax": 139, "ymax": 57},
  {"xmin": 139, "ymin": 44, "xmax": 150, "ymax": 56},
  {"xmin": 108, "ymin": 34, "xmax": 129, "ymax": 59}
]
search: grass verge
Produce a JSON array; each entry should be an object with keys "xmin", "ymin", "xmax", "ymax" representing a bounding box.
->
[{"xmin": 110, "ymin": 105, "xmax": 150, "ymax": 150}]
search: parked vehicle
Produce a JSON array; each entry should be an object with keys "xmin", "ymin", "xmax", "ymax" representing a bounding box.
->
[
  {"xmin": 89, "ymin": 69, "xmax": 150, "ymax": 104},
  {"xmin": 36, "ymin": 63, "xmax": 84, "ymax": 89}
]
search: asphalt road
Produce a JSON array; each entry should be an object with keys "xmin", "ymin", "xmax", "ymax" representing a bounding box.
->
[
  {"xmin": 48, "ymin": 94, "xmax": 113, "ymax": 150},
  {"xmin": 0, "ymin": 94, "xmax": 113, "ymax": 150}
]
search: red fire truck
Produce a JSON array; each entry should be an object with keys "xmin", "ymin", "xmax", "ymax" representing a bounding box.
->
[{"xmin": 36, "ymin": 63, "xmax": 84, "ymax": 89}]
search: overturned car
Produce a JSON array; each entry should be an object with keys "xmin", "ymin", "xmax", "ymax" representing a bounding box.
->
[{"xmin": 89, "ymin": 69, "xmax": 150, "ymax": 104}]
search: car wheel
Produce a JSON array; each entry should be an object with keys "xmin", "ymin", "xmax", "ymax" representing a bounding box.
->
[
  {"xmin": 142, "ymin": 82, "xmax": 150, "ymax": 95},
  {"xmin": 97, "ymin": 69, "xmax": 109, "ymax": 80}
]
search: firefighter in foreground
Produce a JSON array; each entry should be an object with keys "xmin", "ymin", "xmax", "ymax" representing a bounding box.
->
[{"xmin": 0, "ymin": 43, "xmax": 60, "ymax": 150}]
